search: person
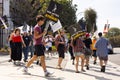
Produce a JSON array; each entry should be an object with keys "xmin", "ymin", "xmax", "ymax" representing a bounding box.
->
[
  {"xmin": 95, "ymin": 32, "xmax": 109, "ymax": 72},
  {"xmin": 91, "ymin": 36, "xmax": 97, "ymax": 64},
  {"xmin": 68, "ymin": 37, "xmax": 75, "ymax": 65},
  {"xmin": 55, "ymin": 30, "xmax": 66, "ymax": 69},
  {"xmin": 22, "ymin": 31, "xmax": 32, "ymax": 62},
  {"xmin": 45, "ymin": 35, "xmax": 53, "ymax": 58},
  {"xmin": 83, "ymin": 33, "xmax": 92, "ymax": 70},
  {"xmin": 23, "ymin": 15, "xmax": 52, "ymax": 77},
  {"xmin": 28, "ymin": 31, "xmax": 34, "ymax": 58},
  {"xmin": 8, "ymin": 30, "xmax": 14, "ymax": 62},
  {"xmin": 9, "ymin": 28, "xmax": 25, "ymax": 65},
  {"xmin": 72, "ymin": 36, "xmax": 85, "ymax": 73}
]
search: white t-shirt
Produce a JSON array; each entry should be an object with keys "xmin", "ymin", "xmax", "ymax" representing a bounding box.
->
[{"xmin": 45, "ymin": 37, "xmax": 53, "ymax": 47}]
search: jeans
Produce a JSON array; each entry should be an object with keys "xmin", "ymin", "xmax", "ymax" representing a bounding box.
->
[
  {"xmin": 23, "ymin": 46, "xmax": 29, "ymax": 61},
  {"xmin": 29, "ymin": 45, "xmax": 34, "ymax": 58}
]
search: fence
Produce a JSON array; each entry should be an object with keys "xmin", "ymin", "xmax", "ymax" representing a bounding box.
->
[{"xmin": 0, "ymin": 29, "xmax": 9, "ymax": 48}]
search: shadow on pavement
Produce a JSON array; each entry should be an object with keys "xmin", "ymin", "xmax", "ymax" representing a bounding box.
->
[
  {"xmin": 82, "ymin": 72, "xmax": 112, "ymax": 80},
  {"xmin": 30, "ymin": 73, "xmax": 65, "ymax": 80}
]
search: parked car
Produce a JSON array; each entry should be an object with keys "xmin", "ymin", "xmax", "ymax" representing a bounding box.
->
[{"xmin": 108, "ymin": 44, "xmax": 114, "ymax": 54}]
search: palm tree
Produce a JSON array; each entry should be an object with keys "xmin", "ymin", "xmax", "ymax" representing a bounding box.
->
[{"xmin": 84, "ymin": 8, "xmax": 97, "ymax": 33}]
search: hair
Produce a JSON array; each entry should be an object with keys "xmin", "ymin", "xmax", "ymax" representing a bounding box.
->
[
  {"xmin": 36, "ymin": 15, "xmax": 45, "ymax": 22},
  {"xmin": 14, "ymin": 28, "xmax": 20, "ymax": 34},
  {"xmin": 98, "ymin": 32, "xmax": 102, "ymax": 37}
]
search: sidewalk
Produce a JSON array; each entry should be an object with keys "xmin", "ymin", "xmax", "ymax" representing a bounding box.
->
[{"xmin": 0, "ymin": 53, "xmax": 120, "ymax": 80}]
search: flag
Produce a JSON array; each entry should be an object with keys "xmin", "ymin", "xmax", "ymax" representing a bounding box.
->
[{"xmin": 103, "ymin": 24, "xmax": 110, "ymax": 33}]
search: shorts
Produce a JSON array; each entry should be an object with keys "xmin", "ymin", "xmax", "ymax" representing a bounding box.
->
[
  {"xmin": 74, "ymin": 52, "xmax": 84, "ymax": 56},
  {"xmin": 57, "ymin": 45, "xmax": 65, "ymax": 58},
  {"xmin": 48, "ymin": 47, "xmax": 52, "ymax": 52},
  {"xmin": 34, "ymin": 44, "xmax": 45, "ymax": 56},
  {"xmin": 99, "ymin": 56, "xmax": 108, "ymax": 61},
  {"xmin": 92, "ymin": 50, "xmax": 97, "ymax": 57}
]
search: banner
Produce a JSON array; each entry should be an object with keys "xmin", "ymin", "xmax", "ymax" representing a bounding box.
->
[
  {"xmin": 45, "ymin": 0, "xmax": 62, "ymax": 22},
  {"xmin": 50, "ymin": 20, "xmax": 62, "ymax": 32},
  {"xmin": 72, "ymin": 31, "xmax": 86, "ymax": 40}
]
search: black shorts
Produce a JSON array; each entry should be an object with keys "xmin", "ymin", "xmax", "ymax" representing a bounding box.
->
[
  {"xmin": 92, "ymin": 50, "xmax": 97, "ymax": 57},
  {"xmin": 34, "ymin": 44, "xmax": 45, "ymax": 56},
  {"xmin": 57, "ymin": 45, "xmax": 65, "ymax": 58},
  {"xmin": 48, "ymin": 47, "xmax": 52, "ymax": 51}
]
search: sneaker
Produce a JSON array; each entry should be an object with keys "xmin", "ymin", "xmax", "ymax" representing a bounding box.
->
[
  {"xmin": 56, "ymin": 66, "xmax": 62, "ymax": 69},
  {"xmin": 75, "ymin": 71, "xmax": 80, "ymax": 73},
  {"xmin": 81, "ymin": 69, "xmax": 86, "ymax": 72},
  {"xmin": 23, "ymin": 67, "xmax": 28, "ymax": 73},
  {"xmin": 86, "ymin": 66, "xmax": 89, "ymax": 70},
  {"xmin": 93, "ymin": 61, "xmax": 97, "ymax": 65},
  {"xmin": 8, "ymin": 59, "xmax": 12, "ymax": 62},
  {"xmin": 45, "ymin": 71, "xmax": 53, "ymax": 77}
]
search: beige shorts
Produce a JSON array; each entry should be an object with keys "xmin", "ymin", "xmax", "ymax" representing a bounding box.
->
[{"xmin": 74, "ymin": 52, "xmax": 84, "ymax": 56}]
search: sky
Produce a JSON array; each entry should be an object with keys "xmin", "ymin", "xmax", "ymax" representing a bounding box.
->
[{"xmin": 73, "ymin": 0, "xmax": 120, "ymax": 32}]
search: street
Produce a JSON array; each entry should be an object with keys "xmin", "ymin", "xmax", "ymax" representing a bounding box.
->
[
  {"xmin": 0, "ymin": 48, "xmax": 120, "ymax": 80},
  {"xmin": 109, "ymin": 48, "xmax": 120, "ymax": 65}
]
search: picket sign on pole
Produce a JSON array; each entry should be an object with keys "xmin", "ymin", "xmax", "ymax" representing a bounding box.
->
[
  {"xmin": 0, "ymin": 17, "xmax": 7, "ymax": 29},
  {"xmin": 42, "ymin": 20, "xmax": 50, "ymax": 42},
  {"xmin": 50, "ymin": 19, "xmax": 62, "ymax": 33}
]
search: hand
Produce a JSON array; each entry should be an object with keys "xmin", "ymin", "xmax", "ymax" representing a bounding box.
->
[{"xmin": 43, "ymin": 31, "xmax": 47, "ymax": 35}]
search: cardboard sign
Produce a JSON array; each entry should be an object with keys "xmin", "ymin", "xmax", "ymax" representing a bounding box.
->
[
  {"xmin": 50, "ymin": 20, "xmax": 62, "ymax": 32},
  {"xmin": 45, "ymin": 0, "xmax": 62, "ymax": 22}
]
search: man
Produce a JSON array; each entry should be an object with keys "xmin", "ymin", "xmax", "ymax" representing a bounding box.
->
[
  {"xmin": 22, "ymin": 31, "xmax": 31, "ymax": 62},
  {"xmin": 95, "ymin": 32, "xmax": 109, "ymax": 72},
  {"xmin": 28, "ymin": 31, "xmax": 34, "ymax": 58},
  {"xmin": 23, "ymin": 15, "xmax": 52, "ymax": 76},
  {"xmin": 45, "ymin": 35, "xmax": 53, "ymax": 58},
  {"xmin": 91, "ymin": 36, "xmax": 97, "ymax": 64}
]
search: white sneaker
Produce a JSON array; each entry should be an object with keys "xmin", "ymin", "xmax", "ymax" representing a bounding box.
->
[
  {"xmin": 23, "ymin": 67, "xmax": 28, "ymax": 73},
  {"xmin": 45, "ymin": 71, "xmax": 54, "ymax": 77}
]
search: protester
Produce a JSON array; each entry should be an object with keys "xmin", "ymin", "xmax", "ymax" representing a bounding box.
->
[
  {"xmin": 28, "ymin": 31, "xmax": 34, "ymax": 58},
  {"xmin": 68, "ymin": 37, "xmax": 75, "ymax": 65},
  {"xmin": 8, "ymin": 30, "xmax": 14, "ymax": 62},
  {"xmin": 23, "ymin": 15, "xmax": 52, "ymax": 77},
  {"xmin": 83, "ymin": 33, "xmax": 92, "ymax": 70},
  {"xmin": 91, "ymin": 36, "xmax": 97, "ymax": 64},
  {"xmin": 72, "ymin": 36, "xmax": 85, "ymax": 73},
  {"xmin": 95, "ymin": 32, "xmax": 109, "ymax": 72},
  {"xmin": 45, "ymin": 35, "xmax": 53, "ymax": 58},
  {"xmin": 55, "ymin": 30, "xmax": 66, "ymax": 69},
  {"xmin": 22, "ymin": 31, "xmax": 32, "ymax": 62},
  {"xmin": 9, "ymin": 28, "xmax": 25, "ymax": 65}
]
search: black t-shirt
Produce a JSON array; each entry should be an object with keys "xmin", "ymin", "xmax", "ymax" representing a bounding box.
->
[
  {"xmin": 83, "ymin": 38, "xmax": 92, "ymax": 49},
  {"xmin": 23, "ymin": 36, "xmax": 31, "ymax": 46}
]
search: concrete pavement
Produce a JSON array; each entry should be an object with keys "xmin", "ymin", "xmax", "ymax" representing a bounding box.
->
[{"xmin": 0, "ymin": 52, "xmax": 120, "ymax": 80}]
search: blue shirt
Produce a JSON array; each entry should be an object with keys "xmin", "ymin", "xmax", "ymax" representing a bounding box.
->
[{"xmin": 95, "ymin": 37, "xmax": 109, "ymax": 57}]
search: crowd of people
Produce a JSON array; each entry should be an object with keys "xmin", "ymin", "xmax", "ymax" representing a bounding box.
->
[{"xmin": 7, "ymin": 15, "xmax": 110, "ymax": 77}]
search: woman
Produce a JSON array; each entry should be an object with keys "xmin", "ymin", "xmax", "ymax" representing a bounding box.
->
[
  {"xmin": 68, "ymin": 37, "xmax": 75, "ymax": 65},
  {"xmin": 73, "ymin": 37, "xmax": 85, "ymax": 73},
  {"xmin": 55, "ymin": 30, "xmax": 66, "ymax": 69},
  {"xmin": 10, "ymin": 28, "xmax": 25, "ymax": 65}
]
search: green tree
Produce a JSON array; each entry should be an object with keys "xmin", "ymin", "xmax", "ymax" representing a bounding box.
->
[
  {"xmin": 10, "ymin": 0, "xmax": 45, "ymax": 27},
  {"xmin": 84, "ymin": 8, "xmax": 97, "ymax": 32},
  {"xmin": 105, "ymin": 27, "xmax": 120, "ymax": 38},
  {"xmin": 10, "ymin": 0, "xmax": 77, "ymax": 31}
]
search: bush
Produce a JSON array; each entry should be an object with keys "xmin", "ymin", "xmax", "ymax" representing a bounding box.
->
[{"xmin": 109, "ymin": 35, "xmax": 120, "ymax": 47}]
